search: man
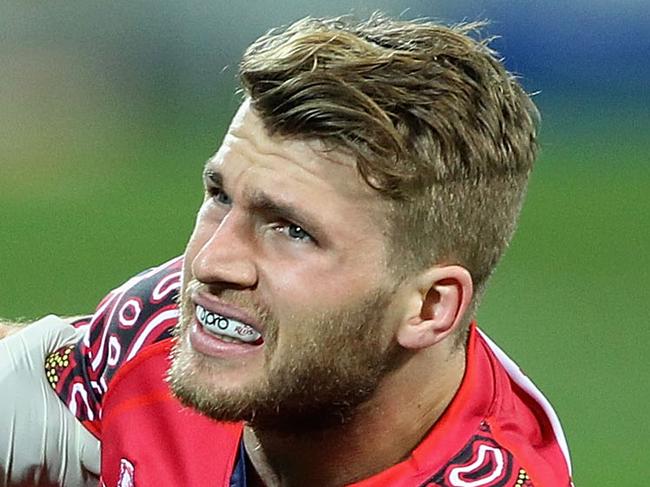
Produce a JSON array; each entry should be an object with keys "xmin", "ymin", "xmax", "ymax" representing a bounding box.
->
[{"xmin": 0, "ymin": 14, "xmax": 573, "ymax": 486}]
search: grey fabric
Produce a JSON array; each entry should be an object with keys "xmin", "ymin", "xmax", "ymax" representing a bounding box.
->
[{"xmin": 0, "ymin": 315, "xmax": 100, "ymax": 486}]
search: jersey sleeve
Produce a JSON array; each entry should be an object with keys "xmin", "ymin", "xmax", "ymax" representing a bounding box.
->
[{"xmin": 44, "ymin": 256, "xmax": 183, "ymax": 437}]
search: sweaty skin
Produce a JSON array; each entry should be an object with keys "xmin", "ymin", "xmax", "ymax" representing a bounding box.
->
[{"xmin": 171, "ymin": 102, "xmax": 473, "ymax": 486}]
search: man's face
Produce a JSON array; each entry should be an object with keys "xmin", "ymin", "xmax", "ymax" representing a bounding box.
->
[{"xmin": 169, "ymin": 101, "xmax": 405, "ymax": 429}]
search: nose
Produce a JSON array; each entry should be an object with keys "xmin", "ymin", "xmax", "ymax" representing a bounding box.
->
[{"xmin": 190, "ymin": 211, "xmax": 258, "ymax": 289}]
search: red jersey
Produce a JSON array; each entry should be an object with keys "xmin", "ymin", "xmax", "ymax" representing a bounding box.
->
[{"xmin": 45, "ymin": 258, "xmax": 574, "ymax": 486}]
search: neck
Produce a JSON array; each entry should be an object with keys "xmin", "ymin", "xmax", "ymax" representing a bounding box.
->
[{"xmin": 243, "ymin": 347, "xmax": 466, "ymax": 487}]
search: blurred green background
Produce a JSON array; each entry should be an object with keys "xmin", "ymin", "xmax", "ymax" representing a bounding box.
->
[{"xmin": 1, "ymin": 1, "xmax": 648, "ymax": 484}]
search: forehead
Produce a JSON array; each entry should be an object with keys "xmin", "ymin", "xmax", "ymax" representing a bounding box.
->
[{"xmin": 207, "ymin": 101, "xmax": 384, "ymax": 216}]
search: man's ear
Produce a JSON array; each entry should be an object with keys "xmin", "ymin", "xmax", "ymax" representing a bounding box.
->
[{"xmin": 396, "ymin": 265, "xmax": 473, "ymax": 350}]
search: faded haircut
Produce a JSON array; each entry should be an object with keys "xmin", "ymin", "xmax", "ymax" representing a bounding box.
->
[{"xmin": 238, "ymin": 13, "xmax": 539, "ymax": 322}]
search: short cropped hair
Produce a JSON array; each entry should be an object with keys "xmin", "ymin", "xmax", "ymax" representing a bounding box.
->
[{"xmin": 239, "ymin": 14, "xmax": 539, "ymax": 314}]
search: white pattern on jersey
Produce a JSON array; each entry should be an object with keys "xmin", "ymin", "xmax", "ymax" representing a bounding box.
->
[{"xmin": 477, "ymin": 329, "xmax": 573, "ymax": 479}]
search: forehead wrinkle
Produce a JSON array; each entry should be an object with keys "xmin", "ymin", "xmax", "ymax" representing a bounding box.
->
[
  {"xmin": 228, "ymin": 133, "xmax": 334, "ymax": 184},
  {"xmin": 211, "ymin": 103, "xmax": 388, "ymax": 225},
  {"xmin": 230, "ymin": 99, "xmax": 361, "ymax": 173},
  {"xmin": 231, "ymin": 105, "xmax": 364, "ymax": 183}
]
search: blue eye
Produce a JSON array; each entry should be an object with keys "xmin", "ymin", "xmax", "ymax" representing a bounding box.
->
[
  {"xmin": 274, "ymin": 223, "xmax": 313, "ymax": 243},
  {"xmin": 287, "ymin": 224, "xmax": 311, "ymax": 241},
  {"xmin": 210, "ymin": 187, "xmax": 232, "ymax": 206}
]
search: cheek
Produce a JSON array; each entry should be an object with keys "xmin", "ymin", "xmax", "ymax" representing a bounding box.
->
[
  {"xmin": 259, "ymin": 256, "xmax": 385, "ymax": 316},
  {"xmin": 181, "ymin": 228, "xmax": 211, "ymax": 296},
  {"xmin": 183, "ymin": 230, "xmax": 203, "ymax": 266},
  {"xmin": 183, "ymin": 209, "xmax": 218, "ymax": 266}
]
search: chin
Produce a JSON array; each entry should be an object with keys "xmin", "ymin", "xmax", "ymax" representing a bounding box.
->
[{"xmin": 167, "ymin": 339, "xmax": 265, "ymax": 421}]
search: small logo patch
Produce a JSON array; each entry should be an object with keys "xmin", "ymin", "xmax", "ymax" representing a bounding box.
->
[
  {"xmin": 447, "ymin": 444, "xmax": 505, "ymax": 486},
  {"xmin": 421, "ymin": 434, "xmax": 515, "ymax": 486},
  {"xmin": 117, "ymin": 458, "xmax": 135, "ymax": 487}
]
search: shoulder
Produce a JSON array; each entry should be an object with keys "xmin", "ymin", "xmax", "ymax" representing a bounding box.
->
[
  {"xmin": 417, "ymin": 330, "xmax": 574, "ymax": 486},
  {"xmin": 422, "ymin": 422, "xmax": 539, "ymax": 486},
  {"xmin": 49, "ymin": 257, "xmax": 183, "ymax": 433},
  {"xmin": 80, "ymin": 256, "xmax": 183, "ymax": 368},
  {"xmin": 475, "ymin": 329, "xmax": 574, "ymax": 487},
  {"xmin": 374, "ymin": 326, "xmax": 574, "ymax": 487}
]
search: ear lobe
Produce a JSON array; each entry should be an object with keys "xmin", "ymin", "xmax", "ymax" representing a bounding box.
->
[{"xmin": 396, "ymin": 266, "xmax": 473, "ymax": 350}]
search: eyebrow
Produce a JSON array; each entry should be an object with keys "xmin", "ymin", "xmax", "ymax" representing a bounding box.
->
[
  {"xmin": 203, "ymin": 167, "xmax": 222, "ymax": 186},
  {"xmin": 245, "ymin": 189, "xmax": 325, "ymax": 238},
  {"xmin": 202, "ymin": 167, "xmax": 326, "ymax": 239}
]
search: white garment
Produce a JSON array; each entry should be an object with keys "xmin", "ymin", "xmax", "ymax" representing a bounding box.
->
[{"xmin": 0, "ymin": 315, "xmax": 100, "ymax": 486}]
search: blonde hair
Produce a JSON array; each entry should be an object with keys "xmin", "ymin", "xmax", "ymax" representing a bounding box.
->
[{"xmin": 239, "ymin": 13, "xmax": 539, "ymax": 309}]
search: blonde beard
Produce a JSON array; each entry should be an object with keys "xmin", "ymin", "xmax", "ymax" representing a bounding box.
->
[{"xmin": 167, "ymin": 281, "xmax": 402, "ymax": 431}]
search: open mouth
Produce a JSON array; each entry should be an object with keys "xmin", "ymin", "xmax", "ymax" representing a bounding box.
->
[{"xmin": 195, "ymin": 304, "xmax": 263, "ymax": 345}]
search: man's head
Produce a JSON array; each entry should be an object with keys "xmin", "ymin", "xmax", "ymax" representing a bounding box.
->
[
  {"xmin": 168, "ymin": 13, "xmax": 538, "ymax": 429},
  {"xmin": 239, "ymin": 14, "xmax": 539, "ymax": 299}
]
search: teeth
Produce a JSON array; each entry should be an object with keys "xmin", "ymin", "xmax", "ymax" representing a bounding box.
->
[{"xmin": 195, "ymin": 305, "xmax": 262, "ymax": 344}]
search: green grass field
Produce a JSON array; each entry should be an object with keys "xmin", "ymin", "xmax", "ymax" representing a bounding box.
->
[{"xmin": 1, "ymin": 98, "xmax": 648, "ymax": 484}]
